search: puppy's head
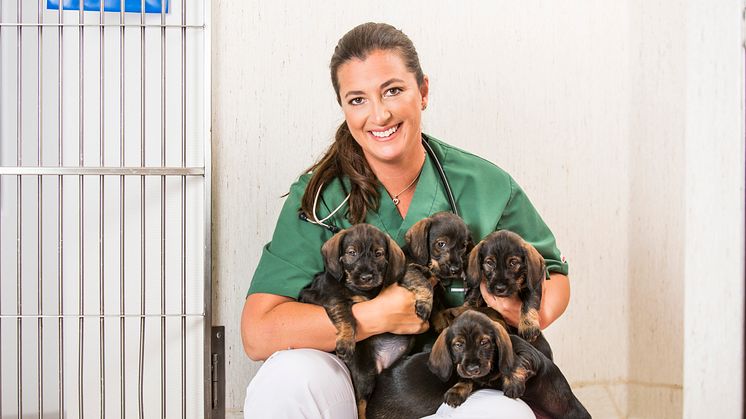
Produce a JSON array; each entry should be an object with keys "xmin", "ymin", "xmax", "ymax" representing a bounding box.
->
[
  {"xmin": 428, "ymin": 310, "xmax": 514, "ymax": 381},
  {"xmin": 466, "ymin": 230, "xmax": 545, "ymax": 297},
  {"xmin": 405, "ymin": 212, "xmax": 474, "ymax": 280},
  {"xmin": 321, "ymin": 224, "xmax": 406, "ymax": 292}
]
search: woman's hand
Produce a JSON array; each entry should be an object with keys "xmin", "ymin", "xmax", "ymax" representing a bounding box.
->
[
  {"xmin": 353, "ymin": 282, "xmax": 430, "ymax": 336},
  {"xmin": 479, "ymin": 272, "xmax": 570, "ymax": 330}
]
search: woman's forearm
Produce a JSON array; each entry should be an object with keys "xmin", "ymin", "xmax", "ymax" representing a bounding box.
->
[
  {"xmin": 241, "ymin": 293, "xmax": 387, "ymax": 361},
  {"xmin": 538, "ymin": 272, "xmax": 571, "ymax": 329}
]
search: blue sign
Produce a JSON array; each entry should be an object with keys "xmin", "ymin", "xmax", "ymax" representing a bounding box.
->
[{"xmin": 47, "ymin": 0, "xmax": 169, "ymax": 13}]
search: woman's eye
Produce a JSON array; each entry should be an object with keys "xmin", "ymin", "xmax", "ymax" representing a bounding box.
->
[
  {"xmin": 349, "ymin": 97, "xmax": 365, "ymax": 106},
  {"xmin": 383, "ymin": 87, "xmax": 402, "ymax": 97}
]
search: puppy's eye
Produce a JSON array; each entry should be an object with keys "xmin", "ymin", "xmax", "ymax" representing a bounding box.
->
[
  {"xmin": 452, "ymin": 341, "xmax": 464, "ymax": 350},
  {"xmin": 346, "ymin": 249, "xmax": 358, "ymax": 257},
  {"xmin": 484, "ymin": 259, "xmax": 496, "ymax": 269},
  {"xmin": 509, "ymin": 260, "xmax": 517, "ymax": 267},
  {"xmin": 436, "ymin": 241, "xmax": 446, "ymax": 249},
  {"xmin": 480, "ymin": 338, "xmax": 490, "ymax": 346},
  {"xmin": 374, "ymin": 249, "xmax": 384, "ymax": 257}
]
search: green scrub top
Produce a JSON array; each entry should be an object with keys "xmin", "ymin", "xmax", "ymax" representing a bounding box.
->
[{"xmin": 247, "ymin": 135, "xmax": 568, "ymax": 307}]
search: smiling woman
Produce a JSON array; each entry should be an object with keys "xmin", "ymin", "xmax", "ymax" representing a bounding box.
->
[{"xmin": 240, "ymin": 22, "xmax": 570, "ymax": 419}]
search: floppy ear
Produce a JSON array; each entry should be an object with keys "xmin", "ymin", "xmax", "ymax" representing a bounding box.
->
[
  {"xmin": 522, "ymin": 240, "xmax": 546, "ymax": 289},
  {"xmin": 465, "ymin": 241, "xmax": 484, "ymax": 290},
  {"xmin": 320, "ymin": 229, "xmax": 347, "ymax": 279},
  {"xmin": 386, "ymin": 236, "xmax": 407, "ymax": 283},
  {"xmin": 428, "ymin": 327, "xmax": 453, "ymax": 381},
  {"xmin": 404, "ymin": 218, "xmax": 432, "ymax": 265},
  {"xmin": 491, "ymin": 320, "xmax": 515, "ymax": 377}
]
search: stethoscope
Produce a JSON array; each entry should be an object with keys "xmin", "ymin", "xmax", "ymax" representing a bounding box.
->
[{"xmin": 298, "ymin": 135, "xmax": 459, "ymax": 233}]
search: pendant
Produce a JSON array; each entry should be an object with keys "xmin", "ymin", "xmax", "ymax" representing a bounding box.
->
[{"xmin": 392, "ymin": 197, "xmax": 400, "ymax": 206}]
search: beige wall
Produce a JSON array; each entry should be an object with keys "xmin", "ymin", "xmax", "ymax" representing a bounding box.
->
[{"xmin": 211, "ymin": 1, "xmax": 744, "ymax": 418}]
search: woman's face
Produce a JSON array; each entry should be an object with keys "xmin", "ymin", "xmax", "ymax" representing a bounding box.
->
[{"xmin": 336, "ymin": 49, "xmax": 429, "ymax": 167}]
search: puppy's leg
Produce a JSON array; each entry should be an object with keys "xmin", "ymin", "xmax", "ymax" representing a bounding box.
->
[
  {"xmin": 444, "ymin": 380, "xmax": 475, "ymax": 407},
  {"xmin": 322, "ymin": 299, "xmax": 357, "ymax": 363},
  {"xmin": 517, "ymin": 283, "xmax": 542, "ymax": 342},
  {"xmin": 399, "ymin": 264, "xmax": 434, "ymax": 320}
]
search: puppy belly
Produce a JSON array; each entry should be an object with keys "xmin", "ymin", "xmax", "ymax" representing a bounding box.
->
[{"xmin": 369, "ymin": 334, "xmax": 413, "ymax": 373}]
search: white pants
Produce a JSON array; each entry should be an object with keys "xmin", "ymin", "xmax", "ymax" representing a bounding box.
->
[{"xmin": 243, "ymin": 349, "xmax": 536, "ymax": 419}]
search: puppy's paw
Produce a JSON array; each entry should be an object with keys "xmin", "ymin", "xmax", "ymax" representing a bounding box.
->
[
  {"xmin": 519, "ymin": 325, "xmax": 540, "ymax": 343},
  {"xmin": 503, "ymin": 379, "xmax": 526, "ymax": 399},
  {"xmin": 335, "ymin": 338, "xmax": 355, "ymax": 363},
  {"xmin": 444, "ymin": 388, "xmax": 467, "ymax": 407},
  {"xmin": 415, "ymin": 300, "xmax": 432, "ymax": 320}
]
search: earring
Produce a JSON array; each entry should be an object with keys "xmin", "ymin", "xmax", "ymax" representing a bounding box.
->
[{"xmin": 422, "ymin": 103, "xmax": 427, "ymax": 110}]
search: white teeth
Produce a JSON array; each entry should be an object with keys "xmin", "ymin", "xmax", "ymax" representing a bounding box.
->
[{"xmin": 371, "ymin": 124, "xmax": 398, "ymax": 138}]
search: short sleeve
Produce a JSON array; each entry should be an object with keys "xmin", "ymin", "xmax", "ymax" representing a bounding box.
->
[
  {"xmin": 247, "ymin": 176, "xmax": 335, "ymax": 298},
  {"xmin": 496, "ymin": 176, "xmax": 569, "ymax": 276}
]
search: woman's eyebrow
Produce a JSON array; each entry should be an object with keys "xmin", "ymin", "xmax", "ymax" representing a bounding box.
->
[{"xmin": 343, "ymin": 78, "xmax": 406, "ymax": 99}]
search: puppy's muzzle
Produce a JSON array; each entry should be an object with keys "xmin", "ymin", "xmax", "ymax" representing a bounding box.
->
[{"xmin": 457, "ymin": 361, "xmax": 488, "ymax": 379}]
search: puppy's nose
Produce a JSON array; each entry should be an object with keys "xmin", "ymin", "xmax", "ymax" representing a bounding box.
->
[
  {"xmin": 494, "ymin": 284, "xmax": 507, "ymax": 294},
  {"xmin": 449, "ymin": 265, "xmax": 461, "ymax": 274},
  {"xmin": 360, "ymin": 273, "xmax": 373, "ymax": 282},
  {"xmin": 465, "ymin": 364, "xmax": 480, "ymax": 375}
]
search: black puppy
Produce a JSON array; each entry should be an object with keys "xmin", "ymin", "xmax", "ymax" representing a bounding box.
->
[
  {"xmin": 428, "ymin": 310, "xmax": 591, "ymax": 419},
  {"xmin": 298, "ymin": 224, "xmax": 433, "ymax": 419},
  {"xmin": 465, "ymin": 230, "xmax": 546, "ymax": 342},
  {"xmin": 367, "ymin": 351, "xmax": 455, "ymax": 419},
  {"xmin": 404, "ymin": 211, "xmax": 473, "ymax": 331}
]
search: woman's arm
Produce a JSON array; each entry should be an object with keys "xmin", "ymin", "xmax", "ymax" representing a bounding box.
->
[
  {"xmin": 241, "ymin": 283, "xmax": 430, "ymax": 361},
  {"xmin": 479, "ymin": 272, "xmax": 570, "ymax": 330}
]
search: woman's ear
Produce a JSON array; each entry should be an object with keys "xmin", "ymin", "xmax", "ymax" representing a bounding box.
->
[
  {"xmin": 321, "ymin": 229, "xmax": 347, "ymax": 279},
  {"xmin": 404, "ymin": 218, "xmax": 431, "ymax": 265},
  {"xmin": 428, "ymin": 327, "xmax": 453, "ymax": 382},
  {"xmin": 386, "ymin": 236, "xmax": 407, "ymax": 283},
  {"xmin": 420, "ymin": 74, "xmax": 430, "ymax": 110}
]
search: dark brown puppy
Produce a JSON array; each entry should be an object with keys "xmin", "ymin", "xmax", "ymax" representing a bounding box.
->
[
  {"xmin": 404, "ymin": 212, "xmax": 473, "ymax": 331},
  {"xmin": 298, "ymin": 224, "xmax": 433, "ymax": 419},
  {"xmin": 428, "ymin": 310, "xmax": 591, "ymax": 419},
  {"xmin": 465, "ymin": 230, "xmax": 546, "ymax": 342}
]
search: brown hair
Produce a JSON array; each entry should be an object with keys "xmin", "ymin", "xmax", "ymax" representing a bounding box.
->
[{"xmin": 300, "ymin": 22, "xmax": 426, "ymax": 224}]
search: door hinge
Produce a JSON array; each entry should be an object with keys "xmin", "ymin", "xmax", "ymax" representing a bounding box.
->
[{"xmin": 211, "ymin": 326, "xmax": 225, "ymax": 419}]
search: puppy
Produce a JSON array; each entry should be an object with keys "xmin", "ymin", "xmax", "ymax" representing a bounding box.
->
[
  {"xmin": 366, "ymin": 351, "xmax": 455, "ymax": 419},
  {"xmin": 428, "ymin": 310, "xmax": 591, "ymax": 419},
  {"xmin": 404, "ymin": 211, "xmax": 474, "ymax": 331},
  {"xmin": 298, "ymin": 224, "xmax": 433, "ymax": 419},
  {"xmin": 465, "ymin": 230, "xmax": 546, "ymax": 342}
]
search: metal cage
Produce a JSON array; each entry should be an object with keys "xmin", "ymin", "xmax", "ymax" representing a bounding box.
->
[{"xmin": 0, "ymin": 0, "xmax": 212, "ymax": 417}]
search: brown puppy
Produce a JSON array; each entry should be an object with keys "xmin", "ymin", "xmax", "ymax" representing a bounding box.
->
[
  {"xmin": 428, "ymin": 310, "xmax": 591, "ymax": 419},
  {"xmin": 465, "ymin": 230, "xmax": 546, "ymax": 342},
  {"xmin": 405, "ymin": 211, "xmax": 474, "ymax": 283},
  {"xmin": 404, "ymin": 212, "xmax": 474, "ymax": 331},
  {"xmin": 298, "ymin": 224, "xmax": 433, "ymax": 419}
]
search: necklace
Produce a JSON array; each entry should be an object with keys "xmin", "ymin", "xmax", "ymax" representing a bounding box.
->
[{"xmin": 391, "ymin": 171, "xmax": 421, "ymax": 206}]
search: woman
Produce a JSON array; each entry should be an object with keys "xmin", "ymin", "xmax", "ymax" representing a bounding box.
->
[{"xmin": 241, "ymin": 22, "xmax": 570, "ymax": 419}]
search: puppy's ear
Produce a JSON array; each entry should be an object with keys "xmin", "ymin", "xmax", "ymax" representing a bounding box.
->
[
  {"xmin": 428, "ymin": 327, "xmax": 453, "ymax": 381},
  {"xmin": 386, "ymin": 236, "xmax": 407, "ymax": 283},
  {"xmin": 522, "ymin": 240, "xmax": 546, "ymax": 289},
  {"xmin": 465, "ymin": 241, "xmax": 484, "ymax": 290},
  {"xmin": 321, "ymin": 229, "xmax": 347, "ymax": 279},
  {"xmin": 491, "ymin": 320, "xmax": 515, "ymax": 377},
  {"xmin": 404, "ymin": 218, "xmax": 432, "ymax": 265}
]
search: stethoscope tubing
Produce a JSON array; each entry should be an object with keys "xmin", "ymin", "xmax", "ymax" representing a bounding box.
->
[{"xmin": 299, "ymin": 136, "xmax": 458, "ymax": 232}]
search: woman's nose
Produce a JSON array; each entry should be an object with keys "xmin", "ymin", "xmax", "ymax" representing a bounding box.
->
[{"xmin": 370, "ymin": 100, "xmax": 391, "ymax": 124}]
